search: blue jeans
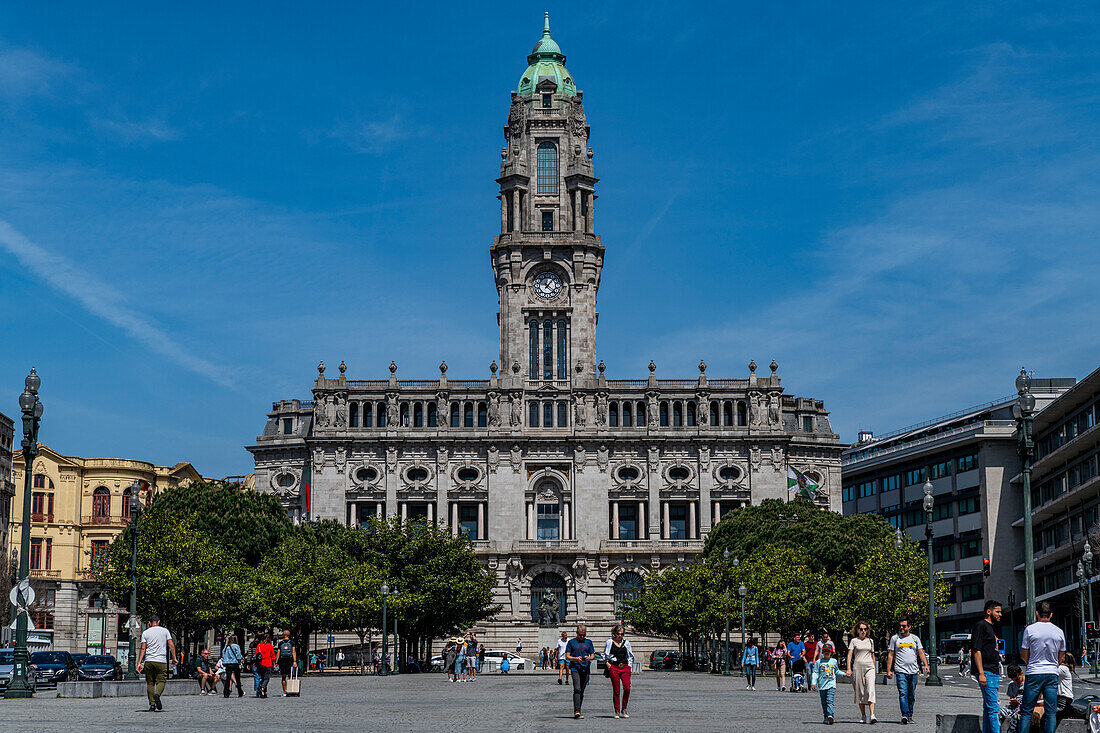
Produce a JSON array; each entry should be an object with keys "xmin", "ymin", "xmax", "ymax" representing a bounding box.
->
[
  {"xmin": 743, "ymin": 664, "xmax": 756, "ymax": 686},
  {"xmin": 979, "ymin": 672, "xmax": 1000, "ymax": 733},
  {"xmin": 895, "ymin": 672, "xmax": 917, "ymax": 718},
  {"xmin": 819, "ymin": 687, "xmax": 835, "ymax": 719},
  {"xmin": 1019, "ymin": 673, "xmax": 1057, "ymax": 733}
]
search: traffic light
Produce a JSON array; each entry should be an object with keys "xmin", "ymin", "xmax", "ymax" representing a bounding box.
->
[
  {"xmin": 1087, "ymin": 622, "xmax": 1098, "ymax": 640},
  {"xmin": 983, "ymin": 558, "xmax": 991, "ymax": 577}
]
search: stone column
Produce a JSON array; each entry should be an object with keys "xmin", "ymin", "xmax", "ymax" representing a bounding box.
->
[
  {"xmin": 400, "ymin": 502, "xmax": 407, "ymax": 522},
  {"xmin": 375, "ymin": 502, "xmax": 383, "ymax": 519},
  {"xmin": 347, "ymin": 500, "xmax": 356, "ymax": 527},
  {"xmin": 562, "ymin": 502, "xmax": 570, "ymax": 541},
  {"xmin": 527, "ymin": 502, "xmax": 535, "ymax": 539},
  {"xmin": 611, "ymin": 501, "xmax": 619, "ymax": 540},
  {"xmin": 427, "ymin": 502, "xmax": 434, "ymax": 524},
  {"xmin": 688, "ymin": 501, "xmax": 697, "ymax": 540},
  {"xmin": 662, "ymin": 502, "xmax": 670, "ymax": 540},
  {"xmin": 451, "ymin": 502, "xmax": 459, "ymax": 537},
  {"xmin": 385, "ymin": 466, "xmax": 397, "ymax": 520},
  {"xmin": 639, "ymin": 501, "xmax": 647, "ymax": 539},
  {"xmin": 477, "ymin": 502, "xmax": 485, "ymax": 540},
  {"xmin": 500, "ymin": 192, "xmax": 508, "ymax": 232},
  {"xmin": 713, "ymin": 500, "xmax": 721, "ymax": 525}
]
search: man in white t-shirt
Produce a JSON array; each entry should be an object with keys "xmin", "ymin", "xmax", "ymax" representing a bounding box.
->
[
  {"xmin": 137, "ymin": 615, "xmax": 176, "ymax": 713},
  {"xmin": 556, "ymin": 631, "xmax": 569, "ymax": 685},
  {"xmin": 1019, "ymin": 601, "xmax": 1066, "ymax": 733},
  {"xmin": 886, "ymin": 618, "xmax": 930, "ymax": 724}
]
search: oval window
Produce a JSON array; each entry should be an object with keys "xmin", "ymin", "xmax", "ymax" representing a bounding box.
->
[
  {"xmin": 407, "ymin": 467, "xmax": 429, "ymax": 482},
  {"xmin": 617, "ymin": 466, "xmax": 640, "ymax": 482},
  {"xmin": 276, "ymin": 474, "xmax": 294, "ymax": 488},
  {"xmin": 668, "ymin": 466, "xmax": 690, "ymax": 481},
  {"xmin": 718, "ymin": 466, "xmax": 740, "ymax": 482},
  {"xmin": 356, "ymin": 467, "xmax": 378, "ymax": 483},
  {"xmin": 457, "ymin": 468, "xmax": 479, "ymax": 483}
]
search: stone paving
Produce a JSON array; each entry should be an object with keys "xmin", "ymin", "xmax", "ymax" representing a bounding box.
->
[{"xmin": 0, "ymin": 669, "xmax": 990, "ymax": 732}]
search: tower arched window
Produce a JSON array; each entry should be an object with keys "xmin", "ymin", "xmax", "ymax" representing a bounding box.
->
[
  {"xmin": 537, "ymin": 141, "xmax": 558, "ymax": 194},
  {"xmin": 413, "ymin": 403, "xmax": 423, "ymax": 428},
  {"xmin": 636, "ymin": 403, "xmax": 645, "ymax": 427},
  {"xmin": 464, "ymin": 402, "xmax": 474, "ymax": 428},
  {"xmin": 609, "ymin": 403, "xmax": 618, "ymax": 427},
  {"xmin": 122, "ymin": 486, "xmax": 132, "ymax": 520},
  {"xmin": 622, "ymin": 402, "xmax": 632, "ymax": 427},
  {"xmin": 427, "ymin": 403, "xmax": 437, "ymax": 428},
  {"xmin": 710, "ymin": 401, "xmax": 719, "ymax": 426},
  {"xmin": 451, "ymin": 404, "xmax": 461, "ymax": 428},
  {"xmin": 687, "ymin": 401, "xmax": 697, "ymax": 426},
  {"xmin": 659, "ymin": 402, "xmax": 669, "ymax": 427},
  {"xmin": 672, "ymin": 402, "xmax": 683, "ymax": 427},
  {"xmin": 477, "ymin": 402, "xmax": 488, "ymax": 428},
  {"xmin": 377, "ymin": 402, "xmax": 387, "ymax": 428},
  {"xmin": 529, "ymin": 322, "xmax": 539, "ymax": 379},
  {"xmin": 723, "ymin": 401, "xmax": 734, "ymax": 427},
  {"xmin": 543, "ymin": 320, "xmax": 553, "ymax": 379},
  {"xmin": 92, "ymin": 487, "xmax": 111, "ymax": 523},
  {"xmin": 614, "ymin": 571, "xmax": 645, "ymax": 616},
  {"xmin": 556, "ymin": 320, "xmax": 567, "ymax": 379}
]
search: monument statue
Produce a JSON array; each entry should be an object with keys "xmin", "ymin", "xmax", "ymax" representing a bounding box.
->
[{"xmin": 537, "ymin": 590, "xmax": 560, "ymax": 626}]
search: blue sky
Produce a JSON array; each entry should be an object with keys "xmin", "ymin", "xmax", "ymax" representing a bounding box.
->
[{"xmin": 1, "ymin": 2, "xmax": 1097, "ymax": 477}]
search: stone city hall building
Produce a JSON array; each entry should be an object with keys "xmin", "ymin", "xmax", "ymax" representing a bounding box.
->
[{"xmin": 249, "ymin": 16, "xmax": 844, "ymax": 651}]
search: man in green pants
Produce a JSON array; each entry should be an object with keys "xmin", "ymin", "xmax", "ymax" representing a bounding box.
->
[{"xmin": 137, "ymin": 615, "xmax": 176, "ymax": 712}]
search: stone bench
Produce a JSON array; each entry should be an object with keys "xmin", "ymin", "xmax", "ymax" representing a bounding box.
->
[
  {"xmin": 57, "ymin": 679, "xmax": 202, "ymax": 698},
  {"xmin": 936, "ymin": 715, "xmax": 1087, "ymax": 733}
]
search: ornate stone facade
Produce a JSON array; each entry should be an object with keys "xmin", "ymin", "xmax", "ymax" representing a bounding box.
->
[{"xmin": 248, "ymin": 15, "xmax": 844, "ymax": 652}]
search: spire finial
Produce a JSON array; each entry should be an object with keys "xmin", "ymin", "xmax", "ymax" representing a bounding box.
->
[{"xmin": 543, "ymin": 11, "xmax": 551, "ymax": 36}]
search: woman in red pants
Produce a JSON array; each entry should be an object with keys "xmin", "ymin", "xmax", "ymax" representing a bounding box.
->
[{"xmin": 603, "ymin": 626, "xmax": 635, "ymax": 719}]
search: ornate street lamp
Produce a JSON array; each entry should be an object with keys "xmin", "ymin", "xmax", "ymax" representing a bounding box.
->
[
  {"xmin": 5, "ymin": 368, "xmax": 42, "ymax": 699},
  {"xmin": 923, "ymin": 478, "xmax": 942, "ymax": 686},
  {"xmin": 1086, "ymin": 542, "xmax": 1097, "ymax": 676},
  {"xmin": 723, "ymin": 548, "xmax": 731, "ymax": 675},
  {"xmin": 738, "ymin": 582, "xmax": 747, "ymax": 671},
  {"xmin": 380, "ymin": 583, "xmax": 389, "ymax": 675},
  {"xmin": 125, "ymin": 481, "xmax": 143, "ymax": 680},
  {"xmin": 1015, "ymin": 367, "xmax": 1037, "ymax": 624},
  {"xmin": 895, "ymin": 528, "xmax": 905, "ymax": 551}
]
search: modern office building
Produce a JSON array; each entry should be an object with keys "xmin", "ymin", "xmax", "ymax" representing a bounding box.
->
[
  {"xmin": 248, "ymin": 15, "xmax": 845, "ymax": 653},
  {"xmin": 842, "ymin": 377, "xmax": 1073, "ymax": 642},
  {"xmin": 8, "ymin": 444, "xmax": 202, "ymax": 656},
  {"xmin": 1024, "ymin": 365, "xmax": 1100, "ymax": 644}
]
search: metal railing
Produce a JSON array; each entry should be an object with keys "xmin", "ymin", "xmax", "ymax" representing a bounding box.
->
[
  {"xmin": 82, "ymin": 515, "xmax": 129, "ymax": 527},
  {"xmin": 512, "ymin": 539, "xmax": 579, "ymax": 551},
  {"xmin": 842, "ymin": 420, "xmax": 1016, "ymax": 466},
  {"xmin": 871, "ymin": 396, "xmax": 1017, "ymax": 442}
]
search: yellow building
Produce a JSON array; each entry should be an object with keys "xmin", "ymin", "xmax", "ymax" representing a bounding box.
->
[{"xmin": 8, "ymin": 443, "xmax": 202, "ymax": 656}]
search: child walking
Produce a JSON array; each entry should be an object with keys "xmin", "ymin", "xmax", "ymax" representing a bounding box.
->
[{"xmin": 812, "ymin": 642, "xmax": 841, "ymax": 725}]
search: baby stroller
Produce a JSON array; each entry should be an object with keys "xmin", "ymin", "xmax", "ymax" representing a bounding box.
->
[{"xmin": 791, "ymin": 672, "xmax": 807, "ymax": 693}]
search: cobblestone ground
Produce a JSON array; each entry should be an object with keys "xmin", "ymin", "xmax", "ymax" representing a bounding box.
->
[{"xmin": 0, "ymin": 669, "xmax": 988, "ymax": 732}]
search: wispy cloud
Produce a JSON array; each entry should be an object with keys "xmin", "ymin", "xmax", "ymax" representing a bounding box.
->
[
  {"xmin": 91, "ymin": 115, "xmax": 181, "ymax": 143},
  {"xmin": 0, "ymin": 220, "xmax": 234, "ymax": 389},
  {"xmin": 0, "ymin": 43, "xmax": 73, "ymax": 100},
  {"xmin": 325, "ymin": 113, "xmax": 429, "ymax": 154}
]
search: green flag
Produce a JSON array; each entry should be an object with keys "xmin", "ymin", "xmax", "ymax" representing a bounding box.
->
[{"xmin": 787, "ymin": 465, "xmax": 819, "ymax": 500}]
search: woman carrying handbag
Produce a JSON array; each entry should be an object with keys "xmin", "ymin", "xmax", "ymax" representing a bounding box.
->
[{"xmin": 603, "ymin": 626, "xmax": 635, "ymax": 719}]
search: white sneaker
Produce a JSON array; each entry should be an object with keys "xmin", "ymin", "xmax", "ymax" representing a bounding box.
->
[{"xmin": 870, "ymin": 715, "xmax": 877, "ymax": 725}]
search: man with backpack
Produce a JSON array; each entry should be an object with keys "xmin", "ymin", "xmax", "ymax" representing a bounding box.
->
[{"xmin": 276, "ymin": 629, "xmax": 297, "ymax": 697}]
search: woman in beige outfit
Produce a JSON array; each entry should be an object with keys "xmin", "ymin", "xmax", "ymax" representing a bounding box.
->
[{"xmin": 845, "ymin": 621, "xmax": 878, "ymax": 724}]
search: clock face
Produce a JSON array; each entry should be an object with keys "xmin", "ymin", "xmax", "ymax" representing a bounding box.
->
[{"xmin": 532, "ymin": 271, "xmax": 564, "ymax": 301}]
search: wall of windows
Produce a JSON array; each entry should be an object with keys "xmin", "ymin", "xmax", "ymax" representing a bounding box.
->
[
  {"xmin": 929, "ymin": 460, "xmax": 952, "ymax": 479},
  {"xmin": 881, "ymin": 474, "xmax": 901, "ymax": 492},
  {"xmin": 857, "ymin": 480, "xmax": 877, "ymax": 498},
  {"xmin": 536, "ymin": 141, "xmax": 558, "ymax": 194},
  {"xmin": 958, "ymin": 538, "xmax": 982, "ymax": 558},
  {"xmin": 957, "ymin": 496, "xmax": 980, "ymax": 515},
  {"xmin": 956, "ymin": 453, "xmax": 978, "ymax": 472}
]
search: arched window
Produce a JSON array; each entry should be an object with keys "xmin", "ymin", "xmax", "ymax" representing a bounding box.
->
[
  {"xmin": 413, "ymin": 403, "xmax": 423, "ymax": 428},
  {"xmin": 364, "ymin": 403, "xmax": 373, "ymax": 428},
  {"xmin": 537, "ymin": 142, "xmax": 558, "ymax": 194},
  {"xmin": 400, "ymin": 402, "xmax": 410, "ymax": 427},
  {"xmin": 557, "ymin": 401, "xmax": 568, "ymax": 427},
  {"xmin": 543, "ymin": 402, "xmax": 553, "ymax": 427},
  {"xmin": 543, "ymin": 320, "xmax": 553, "ymax": 379},
  {"xmin": 464, "ymin": 402, "xmax": 474, "ymax": 428},
  {"xmin": 710, "ymin": 401, "xmax": 719, "ymax": 426},
  {"xmin": 427, "ymin": 403, "xmax": 437, "ymax": 428},
  {"xmin": 672, "ymin": 402, "xmax": 682, "ymax": 427},
  {"xmin": 622, "ymin": 402, "xmax": 632, "ymax": 427},
  {"xmin": 529, "ymin": 322, "xmax": 539, "ymax": 378},
  {"xmin": 121, "ymin": 486, "xmax": 132, "ymax": 520},
  {"xmin": 636, "ymin": 402, "xmax": 646, "ymax": 427},
  {"xmin": 723, "ymin": 401, "xmax": 733, "ymax": 426},
  {"xmin": 529, "ymin": 402, "xmax": 539, "ymax": 427},
  {"xmin": 349, "ymin": 402, "xmax": 358, "ymax": 428},
  {"xmin": 686, "ymin": 401, "xmax": 697, "ymax": 426},
  {"xmin": 451, "ymin": 404, "xmax": 461, "ymax": 428},
  {"xmin": 531, "ymin": 572, "xmax": 567, "ymax": 623},
  {"xmin": 92, "ymin": 487, "xmax": 111, "ymax": 523},
  {"xmin": 614, "ymin": 571, "xmax": 645, "ymax": 617},
  {"xmin": 659, "ymin": 402, "xmax": 669, "ymax": 427},
  {"xmin": 556, "ymin": 320, "xmax": 567, "ymax": 379},
  {"xmin": 377, "ymin": 402, "xmax": 387, "ymax": 427},
  {"xmin": 477, "ymin": 402, "xmax": 488, "ymax": 428},
  {"xmin": 609, "ymin": 403, "xmax": 618, "ymax": 427},
  {"xmin": 737, "ymin": 401, "xmax": 748, "ymax": 426}
]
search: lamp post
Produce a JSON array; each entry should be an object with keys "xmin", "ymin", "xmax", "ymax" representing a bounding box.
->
[
  {"xmin": 125, "ymin": 480, "xmax": 143, "ymax": 680},
  {"xmin": 380, "ymin": 583, "xmax": 389, "ymax": 675},
  {"xmin": 738, "ymin": 582, "xmax": 747, "ymax": 671},
  {"xmin": 923, "ymin": 478, "xmax": 942, "ymax": 686},
  {"xmin": 723, "ymin": 549, "xmax": 732, "ymax": 675},
  {"xmin": 1007, "ymin": 588, "xmax": 1016, "ymax": 661},
  {"xmin": 1086, "ymin": 542, "xmax": 1097, "ymax": 676},
  {"xmin": 5, "ymin": 368, "xmax": 42, "ymax": 699},
  {"xmin": 1015, "ymin": 367, "xmax": 1037, "ymax": 624},
  {"xmin": 392, "ymin": 591, "xmax": 400, "ymax": 676},
  {"xmin": 1080, "ymin": 561, "xmax": 1089, "ymax": 660}
]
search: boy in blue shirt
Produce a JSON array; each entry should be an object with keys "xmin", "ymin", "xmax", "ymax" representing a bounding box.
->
[
  {"xmin": 564, "ymin": 624, "xmax": 596, "ymax": 719},
  {"xmin": 811, "ymin": 642, "xmax": 841, "ymax": 725}
]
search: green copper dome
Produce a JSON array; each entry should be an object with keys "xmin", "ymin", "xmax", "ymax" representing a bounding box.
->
[{"xmin": 517, "ymin": 13, "xmax": 577, "ymax": 98}]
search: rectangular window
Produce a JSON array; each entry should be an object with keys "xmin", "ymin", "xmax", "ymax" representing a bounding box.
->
[
  {"xmin": 885, "ymin": 514, "xmax": 902, "ymax": 529},
  {"xmin": 529, "ymin": 403, "xmax": 539, "ymax": 428},
  {"xmin": 536, "ymin": 503, "xmax": 560, "ymax": 541},
  {"xmin": 30, "ymin": 538, "xmax": 43, "ymax": 570},
  {"xmin": 543, "ymin": 402, "xmax": 553, "ymax": 428},
  {"xmin": 930, "ymin": 460, "xmax": 952, "ymax": 479},
  {"xmin": 905, "ymin": 469, "xmax": 924, "ymax": 486},
  {"xmin": 957, "ymin": 496, "xmax": 981, "ymax": 515},
  {"xmin": 958, "ymin": 581, "xmax": 984, "ymax": 602},
  {"xmin": 842, "ymin": 486, "xmax": 853, "ymax": 502},
  {"xmin": 32, "ymin": 492, "xmax": 45, "ymax": 515},
  {"xmin": 541, "ymin": 210, "xmax": 554, "ymax": 231},
  {"xmin": 957, "ymin": 453, "xmax": 978, "ymax": 472},
  {"xmin": 556, "ymin": 321, "xmax": 567, "ymax": 380},
  {"xmin": 609, "ymin": 405, "xmax": 618, "ymax": 427},
  {"xmin": 458, "ymin": 505, "xmax": 479, "ymax": 540},
  {"xmin": 529, "ymin": 322, "xmax": 539, "ymax": 379},
  {"xmin": 91, "ymin": 539, "xmax": 109, "ymax": 568},
  {"xmin": 857, "ymin": 480, "xmax": 877, "ymax": 498},
  {"xmin": 958, "ymin": 539, "xmax": 982, "ymax": 558},
  {"xmin": 44, "ymin": 538, "xmax": 52, "ymax": 570},
  {"xmin": 802, "ymin": 416, "xmax": 813, "ymax": 432},
  {"xmin": 507, "ymin": 192, "xmax": 514, "ymax": 232},
  {"xmin": 932, "ymin": 502, "xmax": 952, "ymax": 521},
  {"xmin": 905, "ymin": 509, "xmax": 924, "ymax": 528},
  {"xmin": 282, "ymin": 418, "xmax": 293, "ymax": 435},
  {"xmin": 667, "ymin": 504, "xmax": 688, "ymax": 540},
  {"xmin": 933, "ymin": 544, "xmax": 954, "ymax": 563},
  {"xmin": 618, "ymin": 504, "xmax": 638, "ymax": 540},
  {"xmin": 542, "ymin": 93, "xmax": 552, "ymax": 108},
  {"xmin": 557, "ymin": 401, "xmax": 568, "ymax": 427},
  {"xmin": 31, "ymin": 610, "xmax": 54, "ymax": 629},
  {"xmin": 882, "ymin": 475, "xmax": 901, "ymax": 492}
]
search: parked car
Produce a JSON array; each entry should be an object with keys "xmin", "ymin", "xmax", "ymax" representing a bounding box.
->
[
  {"xmin": 77, "ymin": 654, "xmax": 120, "ymax": 681},
  {"xmin": 0, "ymin": 649, "xmax": 37, "ymax": 692},
  {"xmin": 429, "ymin": 654, "xmax": 445, "ymax": 672},
  {"xmin": 30, "ymin": 651, "xmax": 78, "ymax": 687},
  {"xmin": 649, "ymin": 649, "xmax": 680, "ymax": 670},
  {"xmin": 482, "ymin": 650, "xmax": 530, "ymax": 670},
  {"xmin": 70, "ymin": 653, "xmax": 89, "ymax": 668}
]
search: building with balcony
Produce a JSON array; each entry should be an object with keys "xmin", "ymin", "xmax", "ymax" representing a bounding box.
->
[
  {"xmin": 842, "ymin": 377, "xmax": 1074, "ymax": 644},
  {"xmin": 8, "ymin": 444, "xmax": 202, "ymax": 655},
  {"xmin": 248, "ymin": 15, "xmax": 845, "ymax": 653},
  {"xmin": 1022, "ymin": 365, "xmax": 1100, "ymax": 641}
]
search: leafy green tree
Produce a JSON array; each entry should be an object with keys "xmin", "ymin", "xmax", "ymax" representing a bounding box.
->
[{"xmin": 328, "ymin": 562, "xmax": 386, "ymax": 674}]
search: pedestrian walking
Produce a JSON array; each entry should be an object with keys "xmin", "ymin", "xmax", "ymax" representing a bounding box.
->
[
  {"xmin": 1019, "ymin": 601, "xmax": 1067, "ymax": 733},
  {"xmin": 886, "ymin": 618, "xmax": 930, "ymax": 724},
  {"xmin": 1056, "ymin": 654, "xmax": 1076, "ymax": 723},
  {"xmin": 556, "ymin": 630, "xmax": 570, "ymax": 686},
  {"xmin": 811, "ymin": 642, "xmax": 840, "ymax": 725},
  {"xmin": 741, "ymin": 637, "xmax": 759, "ymax": 690},
  {"xmin": 444, "ymin": 640, "xmax": 457, "ymax": 682},
  {"xmin": 456, "ymin": 637, "xmax": 467, "ymax": 682},
  {"xmin": 477, "ymin": 642, "xmax": 485, "ymax": 681},
  {"xmin": 845, "ymin": 621, "xmax": 878, "ymax": 724},
  {"xmin": 276, "ymin": 629, "xmax": 297, "ymax": 696},
  {"xmin": 787, "ymin": 633, "xmax": 807, "ymax": 691},
  {"xmin": 255, "ymin": 633, "xmax": 276, "ymax": 698},
  {"xmin": 814, "ymin": 631, "xmax": 833, "ymax": 663},
  {"xmin": 136, "ymin": 615, "xmax": 176, "ymax": 713},
  {"xmin": 604, "ymin": 625, "xmax": 634, "ymax": 719},
  {"xmin": 516, "ymin": 637, "xmax": 523, "ymax": 653},
  {"xmin": 337, "ymin": 650, "xmax": 345, "ymax": 669},
  {"xmin": 221, "ymin": 634, "xmax": 244, "ymax": 698},
  {"xmin": 773, "ymin": 640, "xmax": 789, "ymax": 691},
  {"xmin": 246, "ymin": 635, "xmax": 262, "ymax": 693},
  {"xmin": 564, "ymin": 624, "xmax": 596, "ymax": 719},
  {"xmin": 972, "ymin": 599, "xmax": 1004, "ymax": 733}
]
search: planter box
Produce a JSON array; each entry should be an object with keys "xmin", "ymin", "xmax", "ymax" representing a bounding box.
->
[{"xmin": 57, "ymin": 679, "xmax": 201, "ymax": 698}]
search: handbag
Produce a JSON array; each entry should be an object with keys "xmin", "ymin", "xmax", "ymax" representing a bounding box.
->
[
  {"xmin": 603, "ymin": 665, "xmax": 611, "ymax": 678},
  {"xmin": 285, "ymin": 664, "xmax": 301, "ymax": 697}
]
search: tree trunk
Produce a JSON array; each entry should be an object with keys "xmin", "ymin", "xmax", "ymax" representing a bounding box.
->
[{"xmin": 357, "ymin": 630, "xmax": 366, "ymax": 675}]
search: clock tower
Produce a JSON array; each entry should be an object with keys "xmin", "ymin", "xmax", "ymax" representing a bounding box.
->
[{"xmin": 492, "ymin": 13, "xmax": 602, "ymax": 390}]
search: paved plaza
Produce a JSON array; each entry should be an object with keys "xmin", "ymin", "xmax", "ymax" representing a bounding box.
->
[{"xmin": 0, "ymin": 670, "xmax": 992, "ymax": 732}]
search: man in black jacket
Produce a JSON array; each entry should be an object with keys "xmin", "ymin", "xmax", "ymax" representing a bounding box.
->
[{"xmin": 971, "ymin": 599, "xmax": 1003, "ymax": 733}]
